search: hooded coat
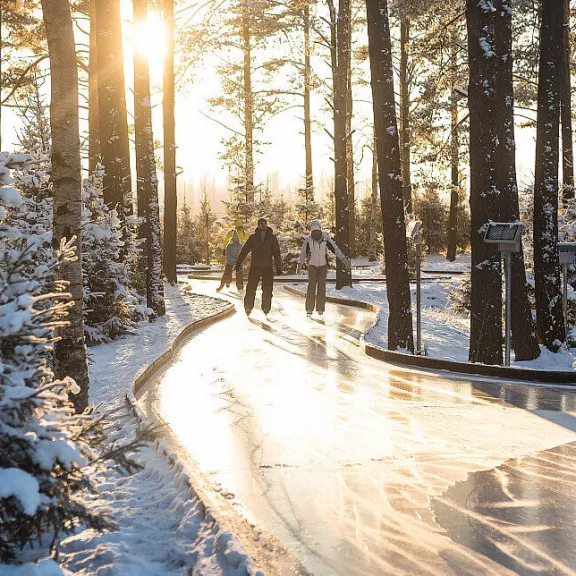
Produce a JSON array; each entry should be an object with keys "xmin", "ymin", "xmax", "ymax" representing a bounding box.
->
[
  {"xmin": 236, "ymin": 226, "xmax": 282, "ymax": 272},
  {"xmin": 299, "ymin": 222, "xmax": 348, "ymax": 268}
]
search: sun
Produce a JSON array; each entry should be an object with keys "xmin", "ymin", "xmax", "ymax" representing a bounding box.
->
[{"xmin": 133, "ymin": 10, "xmax": 165, "ymax": 73}]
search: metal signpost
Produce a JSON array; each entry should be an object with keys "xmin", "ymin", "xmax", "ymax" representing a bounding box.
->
[
  {"xmin": 559, "ymin": 242, "xmax": 576, "ymax": 327},
  {"xmin": 483, "ymin": 222, "xmax": 525, "ymax": 367},
  {"xmin": 407, "ymin": 220, "xmax": 423, "ymax": 355}
]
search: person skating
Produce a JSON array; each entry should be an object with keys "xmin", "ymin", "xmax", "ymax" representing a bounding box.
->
[
  {"xmin": 223, "ymin": 221, "xmax": 249, "ymax": 286},
  {"xmin": 216, "ymin": 230, "xmax": 244, "ymax": 293},
  {"xmin": 235, "ymin": 217, "xmax": 282, "ymax": 318},
  {"xmin": 297, "ymin": 220, "xmax": 350, "ymax": 317}
]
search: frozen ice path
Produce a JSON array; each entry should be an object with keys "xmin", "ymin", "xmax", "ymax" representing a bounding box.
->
[{"xmin": 138, "ymin": 280, "xmax": 576, "ymax": 575}]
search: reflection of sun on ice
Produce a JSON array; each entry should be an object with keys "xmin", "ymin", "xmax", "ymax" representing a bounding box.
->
[{"xmin": 133, "ymin": 10, "xmax": 165, "ymax": 72}]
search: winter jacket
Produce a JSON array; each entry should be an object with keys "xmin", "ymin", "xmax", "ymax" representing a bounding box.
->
[
  {"xmin": 236, "ymin": 226, "xmax": 282, "ymax": 273},
  {"xmin": 225, "ymin": 241, "xmax": 243, "ymax": 265},
  {"xmin": 299, "ymin": 233, "xmax": 348, "ymax": 268},
  {"xmin": 223, "ymin": 227, "xmax": 249, "ymax": 249}
]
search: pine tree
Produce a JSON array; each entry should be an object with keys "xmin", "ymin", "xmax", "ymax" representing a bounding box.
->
[
  {"xmin": 82, "ymin": 166, "xmax": 135, "ymax": 345},
  {"xmin": 465, "ymin": 0, "xmax": 503, "ymax": 364},
  {"xmin": 176, "ymin": 202, "xmax": 200, "ymax": 265},
  {"xmin": 366, "ymin": 0, "xmax": 414, "ymax": 351},
  {"xmin": 0, "ymin": 153, "xmax": 113, "ymax": 563},
  {"xmin": 42, "ymin": 0, "xmax": 90, "ymax": 411},
  {"xmin": 194, "ymin": 189, "xmax": 219, "ymax": 265},
  {"xmin": 534, "ymin": 0, "xmax": 566, "ymax": 350}
]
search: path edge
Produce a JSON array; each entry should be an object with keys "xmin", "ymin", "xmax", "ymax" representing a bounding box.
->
[{"xmin": 283, "ymin": 284, "xmax": 576, "ymax": 385}]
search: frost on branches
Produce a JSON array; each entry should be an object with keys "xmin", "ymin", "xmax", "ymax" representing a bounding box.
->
[
  {"xmin": 82, "ymin": 166, "xmax": 147, "ymax": 345},
  {"xmin": 0, "ymin": 153, "xmax": 114, "ymax": 563}
]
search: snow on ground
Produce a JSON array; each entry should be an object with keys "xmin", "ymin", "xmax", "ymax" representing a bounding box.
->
[
  {"xmin": 300, "ymin": 279, "xmax": 576, "ymax": 371},
  {"xmin": 2, "ymin": 285, "xmax": 261, "ymax": 576},
  {"xmin": 422, "ymin": 253, "xmax": 470, "ymax": 272}
]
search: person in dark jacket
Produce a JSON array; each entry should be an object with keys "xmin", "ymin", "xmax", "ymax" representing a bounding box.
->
[
  {"xmin": 235, "ymin": 217, "xmax": 282, "ymax": 317},
  {"xmin": 216, "ymin": 230, "xmax": 243, "ymax": 292}
]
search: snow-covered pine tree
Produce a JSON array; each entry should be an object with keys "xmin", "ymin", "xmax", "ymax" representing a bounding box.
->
[
  {"xmin": 176, "ymin": 202, "xmax": 200, "ymax": 265},
  {"xmin": 194, "ymin": 188, "xmax": 220, "ymax": 265},
  {"xmin": 82, "ymin": 166, "xmax": 137, "ymax": 345},
  {"xmin": 0, "ymin": 153, "xmax": 114, "ymax": 563}
]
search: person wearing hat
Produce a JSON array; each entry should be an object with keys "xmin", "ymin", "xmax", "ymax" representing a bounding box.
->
[
  {"xmin": 222, "ymin": 221, "xmax": 249, "ymax": 291},
  {"xmin": 235, "ymin": 217, "xmax": 282, "ymax": 318},
  {"xmin": 216, "ymin": 230, "xmax": 244, "ymax": 293},
  {"xmin": 297, "ymin": 219, "xmax": 349, "ymax": 317}
]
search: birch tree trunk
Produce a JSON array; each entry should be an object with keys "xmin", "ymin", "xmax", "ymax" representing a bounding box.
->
[
  {"xmin": 162, "ymin": 0, "xmax": 177, "ymax": 284},
  {"xmin": 466, "ymin": 0, "xmax": 503, "ymax": 364},
  {"xmin": 495, "ymin": 0, "xmax": 540, "ymax": 361},
  {"xmin": 534, "ymin": 0, "xmax": 566, "ymax": 350},
  {"xmin": 41, "ymin": 0, "xmax": 90, "ymax": 412},
  {"xmin": 94, "ymin": 0, "xmax": 132, "ymax": 220},
  {"xmin": 366, "ymin": 0, "xmax": 413, "ymax": 352},
  {"xmin": 134, "ymin": 0, "xmax": 165, "ymax": 317},
  {"xmin": 334, "ymin": 0, "xmax": 352, "ymax": 289}
]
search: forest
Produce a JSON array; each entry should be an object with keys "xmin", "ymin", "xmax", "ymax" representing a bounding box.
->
[{"xmin": 0, "ymin": 0, "xmax": 575, "ymax": 568}]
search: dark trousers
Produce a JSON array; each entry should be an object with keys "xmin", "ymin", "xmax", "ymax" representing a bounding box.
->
[
  {"xmin": 244, "ymin": 266, "xmax": 274, "ymax": 313},
  {"xmin": 306, "ymin": 265, "xmax": 328, "ymax": 313},
  {"xmin": 218, "ymin": 263, "xmax": 243, "ymax": 291}
]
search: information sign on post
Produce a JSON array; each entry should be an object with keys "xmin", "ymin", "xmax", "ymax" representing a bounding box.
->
[
  {"xmin": 558, "ymin": 242, "xmax": 576, "ymax": 328},
  {"xmin": 483, "ymin": 222, "xmax": 525, "ymax": 367}
]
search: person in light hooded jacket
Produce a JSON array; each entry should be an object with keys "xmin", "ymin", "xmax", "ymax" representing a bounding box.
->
[
  {"xmin": 216, "ymin": 230, "xmax": 244, "ymax": 292},
  {"xmin": 297, "ymin": 220, "xmax": 350, "ymax": 317}
]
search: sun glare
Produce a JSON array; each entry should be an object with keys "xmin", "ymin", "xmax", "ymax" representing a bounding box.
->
[{"xmin": 133, "ymin": 10, "xmax": 165, "ymax": 72}]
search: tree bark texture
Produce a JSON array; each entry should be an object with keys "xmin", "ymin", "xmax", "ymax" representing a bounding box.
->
[
  {"xmin": 346, "ymin": 2, "xmax": 355, "ymax": 258},
  {"xmin": 369, "ymin": 131, "xmax": 379, "ymax": 262},
  {"xmin": 162, "ymin": 0, "xmax": 177, "ymax": 284},
  {"xmin": 134, "ymin": 0, "xmax": 165, "ymax": 317},
  {"xmin": 88, "ymin": 0, "xmax": 100, "ymax": 173},
  {"xmin": 466, "ymin": 0, "xmax": 503, "ymax": 364},
  {"xmin": 242, "ymin": 1, "xmax": 255, "ymax": 204},
  {"xmin": 561, "ymin": 0, "xmax": 574, "ymax": 201},
  {"xmin": 41, "ymin": 0, "xmax": 90, "ymax": 412},
  {"xmin": 303, "ymin": 2, "xmax": 314, "ymax": 209},
  {"xmin": 494, "ymin": 0, "xmax": 540, "ymax": 361},
  {"xmin": 399, "ymin": 15, "xmax": 412, "ymax": 214},
  {"xmin": 447, "ymin": 32, "xmax": 459, "ymax": 263},
  {"xmin": 534, "ymin": 0, "xmax": 566, "ymax": 350},
  {"xmin": 94, "ymin": 0, "xmax": 132, "ymax": 220},
  {"xmin": 333, "ymin": 0, "xmax": 352, "ymax": 288},
  {"xmin": 366, "ymin": 0, "xmax": 414, "ymax": 352}
]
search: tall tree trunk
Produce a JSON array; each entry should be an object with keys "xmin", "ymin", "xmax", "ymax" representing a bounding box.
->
[
  {"xmin": 94, "ymin": 0, "xmax": 132, "ymax": 220},
  {"xmin": 242, "ymin": 1, "xmax": 255, "ymax": 204},
  {"xmin": 88, "ymin": 0, "xmax": 100, "ymax": 173},
  {"xmin": 368, "ymin": 130, "xmax": 379, "ymax": 262},
  {"xmin": 334, "ymin": 0, "xmax": 352, "ymax": 288},
  {"xmin": 495, "ymin": 0, "xmax": 540, "ymax": 361},
  {"xmin": 366, "ymin": 0, "xmax": 413, "ymax": 352},
  {"xmin": 346, "ymin": 3, "xmax": 355, "ymax": 258},
  {"xmin": 561, "ymin": 0, "xmax": 574, "ymax": 201},
  {"xmin": 447, "ymin": 32, "xmax": 459, "ymax": 263},
  {"xmin": 466, "ymin": 0, "xmax": 503, "ymax": 364},
  {"xmin": 534, "ymin": 0, "xmax": 566, "ymax": 350},
  {"xmin": 399, "ymin": 15, "xmax": 412, "ymax": 214},
  {"xmin": 303, "ymin": 2, "xmax": 313, "ymax": 215},
  {"xmin": 162, "ymin": 0, "xmax": 177, "ymax": 284},
  {"xmin": 41, "ymin": 0, "xmax": 90, "ymax": 412},
  {"xmin": 134, "ymin": 0, "xmax": 165, "ymax": 317}
]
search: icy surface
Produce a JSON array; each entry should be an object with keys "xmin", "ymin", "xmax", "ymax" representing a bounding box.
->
[{"xmin": 318, "ymin": 280, "xmax": 576, "ymax": 371}]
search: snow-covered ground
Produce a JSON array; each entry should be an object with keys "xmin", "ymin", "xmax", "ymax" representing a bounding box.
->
[
  {"xmin": 3, "ymin": 286, "xmax": 261, "ymax": 576},
  {"xmin": 422, "ymin": 252, "xmax": 470, "ymax": 272},
  {"xmin": 307, "ymin": 279, "xmax": 576, "ymax": 372}
]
